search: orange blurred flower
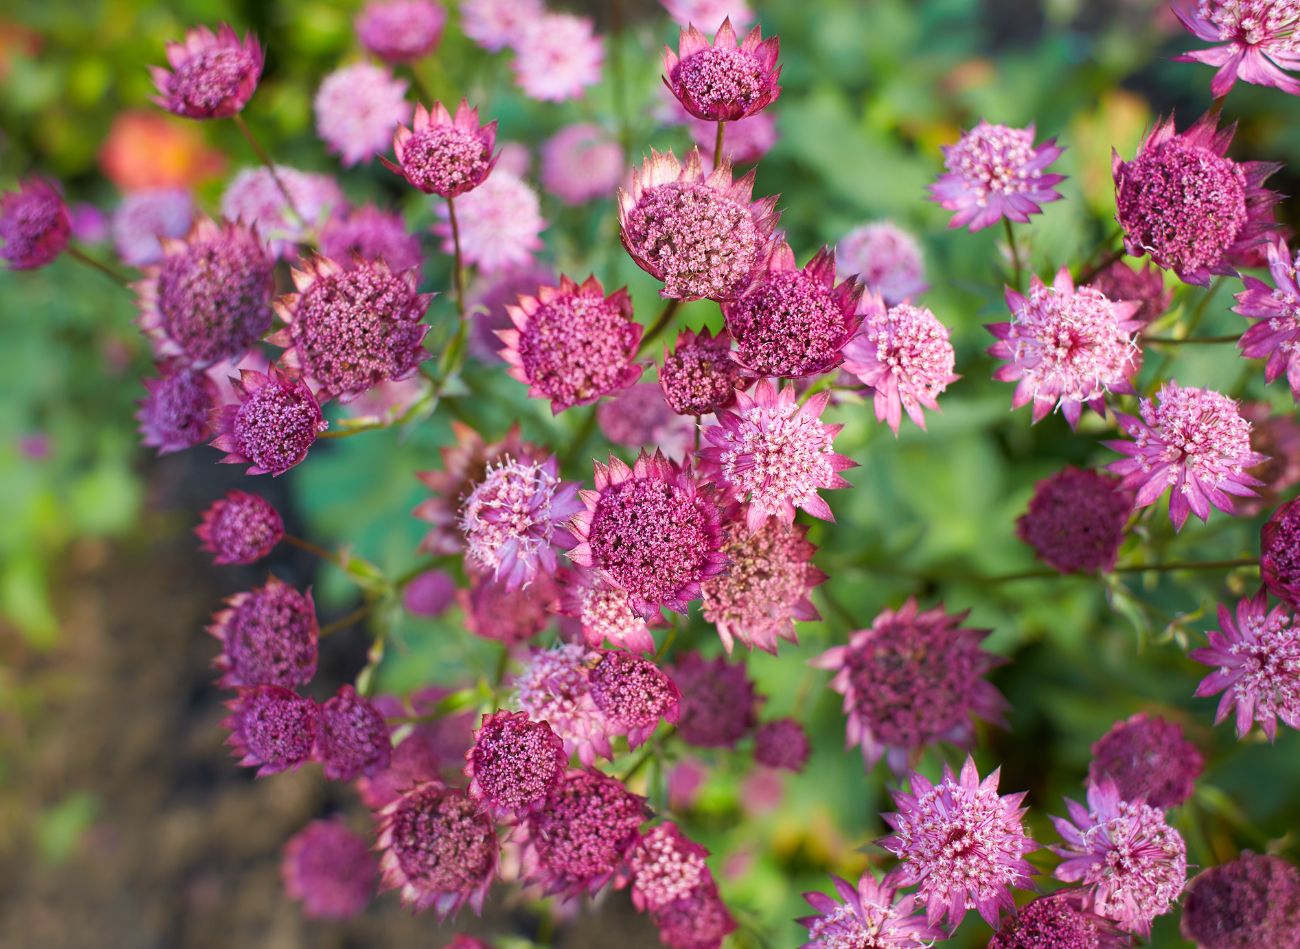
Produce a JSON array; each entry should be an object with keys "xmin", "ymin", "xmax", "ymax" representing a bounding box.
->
[{"xmin": 99, "ymin": 111, "xmax": 226, "ymax": 191}]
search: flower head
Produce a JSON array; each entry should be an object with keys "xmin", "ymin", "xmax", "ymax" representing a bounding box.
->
[
  {"xmin": 460, "ymin": 0, "xmax": 543, "ymax": 51},
  {"xmin": 151, "ymin": 24, "xmax": 262, "ymax": 119},
  {"xmin": 798, "ymin": 870, "xmax": 945, "ymax": 948},
  {"xmin": 1106, "ymin": 382, "xmax": 1264, "ymax": 530},
  {"xmin": 842, "ymin": 297, "xmax": 959, "ymax": 435},
  {"xmin": 384, "ymin": 100, "xmax": 497, "ymax": 198},
  {"xmin": 224, "ymin": 685, "xmax": 318, "ymax": 776},
  {"xmin": 1113, "ymin": 113, "xmax": 1281, "ymax": 286},
  {"xmin": 357, "ymin": 691, "xmax": 476, "ymax": 808},
  {"xmin": 754, "ymin": 718, "xmax": 810, "ymax": 772},
  {"xmin": 511, "ymin": 14, "xmax": 604, "ymax": 102},
  {"xmin": 211, "ymin": 368, "xmax": 328, "ymax": 476},
  {"xmin": 836, "ymin": 221, "xmax": 927, "ymax": 306},
  {"xmin": 513, "ymin": 644, "xmax": 611, "ymax": 766},
  {"xmin": 659, "ymin": 326, "xmax": 747, "ymax": 417},
  {"xmin": 137, "ymin": 364, "xmax": 218, "ymax": 454},
  {"xmin": 597, "ymin": 383, "xmax": 697, "ymax": 460},
  {"xmin": 465, "ymin": 710, "xmax": 568, "ymax": 818},
  {"xmin": 663, "ymin": 18, "xmax": 780, "ymax": 122},
  {"xmin": 0, "ymin": 178, "xmax": 70, "ymax": 270},
  {"xmin": 1051, "ymin": 779, "xmax": 1187, "ymax": 935},
  {"xmin": 661, "ymin": 0, "xmax": 754, "ymax": 30},
  {"xmin": 1088, "ymin": 259, "xmax": 1172, "ymax": 326},
  {"xmin": 316, "ymin": 685, "xmax": 391, "ymax": 781},
  {"xmin": 588, "ymin": 650, "xmax": 681, "ymax": 748},
  {"xmin": 319, "ymin": 205, "xmax": 421, "ymax": 274},
  {"xmin": 541, "ymin": 123, "xmax": 624, "ymax": 205},
  {"xmin": 619, "ymin": 148, "xmax": 779, "ymax": 301},
  {"xmin": 990, "ymin": 268, "xmax": 1142, "ymax": 426},
  {"xmin": 112, "ymin": 188, "xmax": 194, "ymax": 267},
  {"xmin": 1016, "ymin": 467, "xmax": 1133, "ymax": 574},
  {"xmin": 433, "ymin": 167, "xmax": 545, "ymax": 273},
  {"xmin": 987, "ymin": 892, "xmax": 1127, "ymax": 949},
  {"xmin": 1235, "ymin": 237, "xmax": 1300, "ymax": 398},
  {"xmin": 1262, "ymin": 498, "xmax": 1300, "ymax": 605},
  {"xmin": 629, "ymin": 822, "xmax": 715, "ymax": 912},
  {"xmin": 460, "ymin": 567, "xmax": 558, "ymax": 645},
  {"xmin": 282, "ymin": 819, "xmax": 376, "ymax": 920},
  {"xmin": 651, "ymin": 883, "xmax": 737, "ymax": 949},
  {"xmin": 1191, "ymin": 589, "xmax": 1300, "ymax": 739},
  {"xmin": 557, "ymin": 567, "xmax": 662, "ymax": 654},
  {"xmin": 314, "ymin": 62, "xmax": 412, "ymax": 167},
  {"xmin": 669, "ymin": 652, "xmax": 758, "ymax": 748},
  {"xmin": 812, "ymin": 598, "xmax": 1007, "ymax": 772},
  {"xmin": 1173, "ymin": 0, "xmax": 1300, "ymax": 97},
  {"xmin": 1180, "ymin": 852, "xmax": 1300, "ymax": 948},
  {"xmin": 208, "ymin": 575, "xmax": 317, "ymax": 688},
  {"xmin": 882, "ymin": 757, "xmax": 1037, "ymax": 929},
  {"xmin": 1089, "ymin": 712, "xmax": 1204, "ymax": 809},
  {"xmin": 930, "ymin": 121, "xmax": 1065, "ymax": 231},
  {"xmin": 220, "ymin": 166, "xmax": 344, "ymax": 259},
  {"xmin": 356, "ymin": 0, "xmax": 446, "ymax": 62},
  {"xmin": 497, "ymin": 275, "xmax": 642, "ymax": 413}
]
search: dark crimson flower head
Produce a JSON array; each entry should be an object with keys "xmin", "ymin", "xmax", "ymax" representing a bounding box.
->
[
  {"xmin": 659, "ymin": 326, "xmax": 748, "ymax": 417},
  {"xmin": 355, "ymin": 0, "xmax": 446, "ymax": 62},
  {"xmin": 930, "ymin": 121, "xmax": 1065, "ymax": 231},
  {"xmin": 1180, "ymin": 852, "xmax": 1300, "ymax": 948},
  {"xmin": 1016, "ymin": 467, "xmax": 1133, "ymax": 574},
  {"xmin": 1088, "ymin": 258, "xmax": 1172, "ymax": 326},
  {"xmin": 196, "ymin": 490, "xmax": 284, "ymax": 565},
  {"xmin": 987, "ymin": 891, "xmax": 1128, "ymax": 949},
  {"xmin": 136, "ymin": 363, "xmax": 219, "ymax": 455},
  {"xmin": 1088, "ymin": 712, "xmax": 1203, "ymax": 809},
  {"xmin": 151, "ymin": 24, "xmax": 263, "ymax": 119},
  {"xmin": 1173, "ymin": 0, "xmax": 1300, "ymax": 98},
  {"xmin": 663, "ymin": 17, "xmax": 781, "ymax": 122},
  {"xmin": 1262, "ymin": 498, "xmax": 1300, "ymax": 606},
  {"xmin": 211, "ymin": 368, "xmax": 328, "ymax": 476},
  {"xmin": 384, "ymin": 100, "xmax": 497, "ymax": 198},
  {"xmin": 1, "ymin": 177, "xmax": 70, "ymax": 269},
  {"xmin": 798, "ymin": 870, "xmax": 944, "ymax": 948},
  {"xmin": 669, "ymin": 651, "xmax": 758, "ymax": 748},
  {"xmin": 465, "ymin": 710, "xmax": 568, "ymax": 818},
  {"xmin": 224, "ymin": 685, "xmax": 319, "ymax": 777},
  {"xmin": 208, "ymin": 575, "xmax": 317, "ymax": 689},
  {"xmin": 459, "ymin": 570, "xmax": 558, "ymax": 645},
  {"xmin": 316, "ymin": 685, "xmax": 391, "ymax": 781},
  {"xmin": 753, "ymin": 718, "xmax": 810, "ymax": 772},
  {"xmin": 281, "ymin": 818, "xmax": 377, "ymax": 920},
  {"xmin": 650, "ymin": 881, "xmax": 737, "ymax": 949},
  {"xmin": 588, "ymin": 650, "xmax": 681, "ymax": 748},
  {"xmin": 1239, "ymin": 403, "xmax": 1300, "ymax": 515}
]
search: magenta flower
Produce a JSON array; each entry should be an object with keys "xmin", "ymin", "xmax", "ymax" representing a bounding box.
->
[
  {"xmin": 619, "ymin": 148, "xmax": 780, "ymax": 301},
  {"xmin": 460, "ymin": 571, "xmax": 557, "ymax": 645},
  {"xmin": 512, "ymin": 644, "xmax": 612, "ymax": 766},
  {"xmin": 211, "ymin": 368, "xmax": 328, "ymax": 476},
  {"xmin": 813, "ymin": 598, "xmax": 1006, "ymax": 772},
  {"xmin": 136, "ymin": 364, "xmax": 219, "ymax": 454},
  {"xmin": 597, "ymin": 383, "xmax": 697, "ymax": 460},
  {"xmin": 1, "ymin": 177, "xmax": 70, "ymax": 269},
  {"xmin": 659, "ymin": 326, "xmax": 748, "ymax": 417},
  {"xmin": 567, "ymin": 450, "xmax": 728, "ymax": 619},
  {"xmin": 629, "ymin": 823, "xmax": 715, "ymax": 912},
  {"xmin": 150, "ymin": 24, "xmax": 263, "ymax": 119},
  {"xmin": 314, "ymin": 63, "xmax": 412, "ymax": 167},
  {"xmin": 987, "ymin": 892, "xmax": 1128, "ymax": 949},
  {"xmin": 221, "ymin": 166, "xmax": 344, "ymax": 259},
  {"xmin": 433, "ymin": 168, "xmax": 546, "ymax": 273},
  {"xmin": 990, "ymin": 268, "xmax": 1142, "ymax": 427},
  {"xmin": 1106, "ymin": 381, "xmax": 1264, "ymax": 530},
  {"xmin": 1190, "ymin": 589, "xmax": 1300, "ymax": 740},
  {"xmin": 281, "ymin": 818, "xmax": 376, "ymax": 920},
  {"xmin": 355, "ymin": 0, "xmax": 446, "ymax": 62},
  {"xmin": 376, "ymin": 781, "xmax": 498, "ymax": 918},
  {"xmin": 1088, "ymin": 712, "xmax": 1204, "ymax": 809},
  {"xmin": 1051, "ymin": 779, "xmax": 1187, "ymax": 935},
  {"xmin": 650, "ymin": 882, "xmax": 737, "ymax": 949},
  {"xmin": 497, "ymin": 275, "xmax": 642, "ymax": 413},
  {"xmin": 315, "ymin": 685, "xmax": 391, "ymax": 781},
  {"xmin": 1235, "ymin": 237, "xmax": 1300, "ymax": 398},
  {"xmin": 663, "ymin": 18, "xmax": 781, "ymax": 122},
  {"xmin": 511, "ymin": 14, "xmax": 604, "ymax": 102},
  {"xmin": 798, "ymin": 870, "xmax": 944, "ymax": 948},
  {"xmin": 355, "ymin": 691, "xmax": 475, "ymax": 809},
  {"xmin": 541, "ymin": 123, "xmax": 624, "ymax": 205},
  {"xmin": 1181, "ymin": 852, "xmax": 1300, "ymax": 948},
  {"xmin": 1016, "ymin": 468, "xmax": 1133, "ymax": 574},
  {"xmin": 196, "ymin": 491, "xmax": 283, "ymax": 566},
  {"xmin": 842, "ymin": 296, "xmax": 959, "ymax": 435},
  {"xmin": 465, "ymin": 710, "xmax": 567, "ymax": 819},
  {"xmin": 930, "ymin": 121, "xmax": 1065, "ymax": 231},
  {"xmin": 384, "ymin": 100, "xmax": 497, "ymax": 198},
  {"xmin": 669, "ymin": 652, "xmax": 758, "ymax": 748},
  {"xmin": 1262, "ymin": 497, "xmax": 1300, "ymax": 605},
  {"xmin": 753, "ymin": 719, "xmax": 810, "ymax": 772},
  {"xmin": 836, "ymin": 221, "xmax": 928, "ymax": 306},
  {"xmin": 557, "ymin": 566, "xmax": 663, "ymax": 654},
  {"xmin": 723, "ymin": 244, "xmax": 864, "ymax": 378},
  {"xmin": 402, "ymin": 570, "xmax": 457, "ymax": 618},
  {"xmin": 881, "ymin": 757, "xmax": 1037, "ymax": 929},
  {"xmin": 207, "ymin": 575, "xmax": 317, "ymax": 689},
  {"xmin": 224, "ymin": 685, "xmax": 319, "ymax": 777},
  {"xmin": 1113, "ymin": 112, "xmax": 1281, "ymax": 286},
  {"xmin": 1173, "ymin": 0, "xmax": 1300, "ymax": 97},
  {"xmin": 320, "ymin": 204, "xmax": 422, "ymax": 274},
  {"xmin": 112, "ymin": 188, "xmax": 193, "ymax": 267},
  {"xmin": 588, "ymin": 650, "xmax": 682, "ymax": 749},
  {"xmin": 1087, "ymin": 258, "xmax": 1172, "ymax": 326},
  {"xmin": 460, "ymin": 0, "xmax": 543, "ymax": 52},
  {"xmin": 700, "ymin": 380, "xmax": 856, "ymax": 531}
]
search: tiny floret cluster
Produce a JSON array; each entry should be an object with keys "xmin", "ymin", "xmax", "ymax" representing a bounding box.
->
[
  {"xmin": 663, "ymin": 18, "xmax": 781, "ymax": 122},
  {"xmin": 1262, "ymin": 497, "xmax": 1300, "ymax": 605},
  {"xmin": 385, "ymin": 100, "xmax": 497, "ymax": 198},
  {"xmin": 1, "ymin": 177, "xmax": 70, "ymax": 269},
  {"xmin": 1180, "ymin": 852, "xmax": 1300, "ymax": 949},
  {"xmin": 151, "ymin": 24, "xmax": 263, "ymax": 119},
  {"xmin": 314, "ymin": 62, "xmax": 412, "ymax": 167},
  {"xmin": 1016, "ymin": 467, "xmax": 1132, "ymax": 574},
  {"xmin": 1174, "ymin": 0, "xmax": 1300, "ymax": 97},
  {"xmin": 799, "ymin": 870, "xmax": 944, "ymax": 948},
  {"xmin": 465, "ymin": 710, "xmax": 567, "ymax": 818},
  {"xmin": 1088, "ymin": 712, "xmax": 1204, "ymax": 809},
  {"xmin": 930, "ymin": 121, "xmax": 1065, "ymax": 231},
  {"xmin": 1235, "ymin": 236, "xmax": 1300, "ymax": 399},
  {"xmin": 212, "ymin": 369, "xmax": 328, "ymax": 477}
]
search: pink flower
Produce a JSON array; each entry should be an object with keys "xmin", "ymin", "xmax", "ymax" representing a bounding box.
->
[
  {"xmin": 355, "ymin": 0, "xmax": 445, "ymax": 62},
  {"xmin": 211, "ymin": 368, "xmax": 328, "ymax": 476},
  {"xmin": 1173, "ymin": 0, "xmax": 1300, "ymax": 97},
  {"xmin": 224, "ymin": 685, "xmax": 318, "ymax": 776},
  {"xmin": 150, "ymin": 24, "xmax": 263, "ymax": 119},
  {"xmin": 881, "ymin": 757, "xmax": 1037, "ymax": 929},
  {"xmin": 316, "ymin": 685, "xmax": 391, "ymax": 781},
  {"xmin": 660, "ymin": 0, "xmax": 754, "ymax": 31},
  {"xmin": 319, "ymin": 204, "xmax": 423, "ymax": 274},
  {"xmin": 541, "ymin": 123, "xmax": 624, "ymax": 205},
  {"xmin": 314, "ymin": 62, "xmax": 412, "ymax": 167},
  {"xmin": 111, "ymin": 187, "xmax": 193, "ymax": 267},
  {"xmin": 628, "ymin": 823, "xmax": 715, "ymax": 912},
  {"xmin": 668, "ymin": 652, "xmax": 758, "ymax": 748},
  {"xmin": 799, "ymin": 871, "xmax": 945, "ymax": 948},
  {"xmin": 987, "ymin": 892, "xmax": 1128, "ymax": 949},
  {"xmin": 1089, "ymin": 712, "xmax": 1204, "ymax": 809},
  {"xmin": 220, "ymin": 166, "xmax": 345, "ymax": 258},
  {"xmin": 433, "ymin": 167, "xmax": 546, "ymax": 273},
  {"xmin": 836, "ymin": 221, "xmax": 927, "ymax": 306},
  {"xmin": 1106, "ymin": 381, "xmax": 1264, "ymax": 530},
  {"xmin": 512, "ymin": 644, "xmax": 612, "ymax": 765},
  {"xmin": 385, "ymin": 100, "xmax": 497, "ymax": 197},
  {"xmin": 588, "ymin": 650, "xmax": 681, "ymax": 749},
  {"xmin": 990, "ymin": 268, "xmax": 1142, "ymax": 426},
  {"xmin": 663, "ymin": 18, "xmax": 781, "ymax": 122},
  {"xmin": 1262, "ymin": 497, "xmax": 1300, "ymax": 605},
  {"xmin": 1240, "ymin": 402, "xmax": 1300, "ymax": 514},
  {"xmin": 686, "ymin": 108, "xmax": 777, "ymax": 165},
  {"xmin": 699, "ymin": 380, "xmax": 856, "ymax": 530},
  {"xmin": 136, "ymin": 363, "xmax": 218, "ymax": 454},
  {"xmin": 930, "ymin": 121, "xmax": 1064, "ymax": 231},
  {"xmin": 1016, "ymin": 467, "xmax": 1133, "ymax": 574},
  {"xmin": 659, "ymin": 327, "xmax": 747, "ymax": 417},
  {"xmin": 465, "ymin": 710, "xmax": 568, "ymax": 818},
  {"xmin": 1087, "ymin": 259, "xmax": 1172, "ymax": 325},
  {"xmin": 651, "ymin": 884, "xmax": 737, "ymax": 949},
  {"xmin": 1, "ymin": 177, "xmax": 70, "ymax": 270},
  {"xmin": 753, "ymin": 719, "xmax": 810, "ymax": 772},
  {"xmin": 207, "ymin": 575, "xmax": 317, "ymax": 688},
  {"xmin": 196, "ymin": 490, "xmax": 283, "ymax": 565},
  {"xmin": 1051, "ymin": 779, "xmax": 1187, "ymax": 935},
  {"xmin": 402, "ymin": 569, "xmax": 457, "ymax": 617},
  {"xmin": 1191, "ymin": 589, "xmax": 1300, "ymax": 740},
  {"xmin": 460, "ymin": 571, "xmax": 558, "ymax": 645},
  {"xmin": 1181, "ymin": 852, "xmax": 1300, "ymax": 947},
  {"xmin": 460, "ymin": 0, "xmax": 543, "ymax": 52},
  {"xmin": 557, "ymin": 566, "xmax": 663, "ymax": 654},
  {"xmin": 597, "ymin": 383, "xmax": 697, "ymax": 461},
  {"xmin": 281, "ymin": 819, "xmax": 376, "ymax": 920},
  {"xmin": 1236, "ymin": 237, "xmax": 1300, "ymax": 398},
  {"xmin": 511, "ymin": 14, "xmax": 604, "ymax": 102}
]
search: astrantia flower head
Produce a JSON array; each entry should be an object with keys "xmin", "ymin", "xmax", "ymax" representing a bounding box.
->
[
  {"xmin": 1016, "ymin": 467, "xmax": 1133, "ymax": 574},
  {"xmin": 588, "ymin": 650, "xmax": 681, "ymax": 748},
  {"xmin": 619, "ymin": 148, "xmax": 780, "ymax": 301},
  {"xmin": 1088, "ymin": 712, "xmax": 1203, "ymax": 809},
  {"xmin": 659, "ymin": 326, "xmax": 747, "ymax": 417},
  {"xmin": 1106, "ymin": 381, "xmax": 1264, "ymax": 530},
  {"xmin": 112, "ymin": 188, "xmax": 193, "ymax": 267},
  {"xmin": 1191, "ymin": 589, "xmax": 1300, "ymax": 739},
  {"xmin": 663, "ymin": 18, "xmax": 781, "ymax": 122},
  {"xmin": 987, "ymin": 892, "xmax": 1128, "ymax": 949},
  {"xmin": 497, "ymin": 275, "xmax": 642, "ymax": 413},
  {"xmin": 1051, "ymin": 778, "xmax": 1187, "ymax": 935},
  {"xmin": 990, "ymin": 268, "xmax": 1142, "ymax": 427},
  {"xmin": 282, "ymin": 819, "xmax": 376, "ymax": 920},
  {"xmin": 224, "ymin": 685, "xmax": 318, "ymax": 776},
  {"xmin": 700, "ymin": 379, "xmax": 856, "ymax": 531},
  {"xmin": 211, "ymin": 368, "xmax": 328, "ymax": 476},
  {"xmin": 316, "ymin": 685, "xmax": 391, "ymax": 781},
  {"xmin": 723, "ymin": 244, "xmax": 864, "ymax": 378},
  {"xmin": 597, "ymin": 383, "xmax": 697, "ymax": 460},
  {"xmin": 882, "ymin": 757, "xmax": 1037, "ymax": 929},
  {"xmin": 511, "ymin": 14, "xmax": 604, "ymax": 103},
  {"xmin": 1088, "ymin": 259, "xmax": 1172, "ymax": 326},
  {"xmin": 320, "ymin": 204, "xmax": 422, "ymax": 274},
  {"xmin": 812, "ymin": 597, "xmax": 1007, "ymax": 772},
  {"xmin": 930, "ymin": 121, "xmax": 1065, "ymax": 231},
  {"xmin": 220, "ymin": 166, "xmax": 344, "ymax": 259},
  {"xmin": 433, "ymin": 168, "xmax": 546, "ymax": 273},
  {"xmin": 1180, "ymin": 852, "xmax": 1300, "ymax": 948},
  {"xmin": 384, "ymin": 100, "xmax": 497, "ymax": 198},
  {"xmin": 753, "ymin": 718, "xmax": 810, "ymax": 772},
  {"xmin": 137, "ymin": 364, "xmax": 218, "ymax": 454},
  {"xmin": 208, "ymin": 575, "xmax": 316, "ymax": 689},
  {"xmin": 651, "ymin": 883, "xmax": 737, "ymax": 949},
  {"xmin": 629, "ymin": 822, "xmax": 715, "ymax": 912},
  {"xmin": 669, "ymin": 651, "xmax": 758, "ymax": 748},
  {"xmin": 541, "ymin": 123, "xmax": 624, "ymax": 205},
  {"xmin": 465, "ymin": 710, "xmax": 568, "ymax": 818},
  {"xmin": 568, "ymin": 450, "xmax": 728, "ymax": 619},
  {"xmin": 357, "ymin": 691, "xmax": 476, "ymax": 808},
  {"xmin": 557, "ymin": 567, "xmax": 662, "ymax": 654},
  {"xmin": 1262, "ymin": 498, "xmax": 1300, "ymax": 605},
  {"xmin": 702, "ymin": 516, "xmax": 824, "ymax": 654},
  {"xmin": 136, "ymin": 218, "xmax": 274, "ymax": 368},
  {"xmin": 1173, "ymin": 0, "xmax": 1300, "ymax": 97},
  {"xmin": 460, "ymin": 0, "xmax": 543, "ymax": 51},
  {"xmin": 836, "ymin": 221, "xmax": 928, "ymax": 306},
  {"xmin": 1113, "ymin": 113, "xmax": 1281, "ymax": 286},
  {"xmin": 798, "ymin": 870, "xmax": 945, "ymax": 948},
  {"xmin": 461, "ymin": 566, "xmax": 558, "ymax": 645},
  {"xmin": 376, "ymin": 781, "xmax": 497, "ymax": 918},
  {"xmin": 271, "ymin": 254, "xmax": 431, "ymax": 403},
  {"xmin": 151, "ymin": 24, "xmax": 263, "ymax": 119},
  {"xmin": 1235, "ymin": 237, "xmax": 1300, "ymax": 399},
  {"xmin": 842, "ymin": 296, "xmax": 959, "ymax": 435},
  {"xmin": 512, "ymin": 644, "xmax": 611, "ymax": 766},
  {"xmin": 314, "ymin": 62, "xmax": 412, "ymax": 167},
  {"xmin": 355, "ymin": 0, "xmax": 445, "ymax": 62},
  {"xmin": 522, "ymin": 769, "xmax": 646, "ymax": 898},
  {"xmin": 1, "ymin": 177, "xmax": 70, "ymax": 270}
]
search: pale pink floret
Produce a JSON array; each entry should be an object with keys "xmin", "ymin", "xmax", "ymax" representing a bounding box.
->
[
  {"xmin": 540, "ymin": 123, "xmax": 624, "ymax": 205},
  {"xmin": 150, "ymin": 24, "xmax": 263, "ymax": 119},
  {"xmin": 842, "ymin": 295, "xmax": 959, "ymax": 435},
  {"xmin": 1106, "ymin": 381, "xmax": 1265, "ymax": 531},
  {"xmin": 881, "ymin": 757, "xmax": 1037, "ymax": 930},
  {"xmin": 512, "ymin": 644, "xmax": 613, "ymax": 766},
  {"xmin": 1173, "ymin": 0, "xmax": 1300, "ymax": 97},
  {"xmin": 930, "ymin": 121, "xmax": 1065, "ymax": 231},
  {"xmin": 355, "ymin": 0, "xmax": 445, "ymax": 62},
  {"xmin": 1051, "ymin": 778, "xmax": 1187, "ymax": 936},
  {"xmin": 433, "ymin": 168, "xmax": 546, "ymax": 273},
  {"xmin": 221, "ymin": 166, "xmax": 345, "ymax": 259},
  {"xmin": 384, "ymin": 100, "xmax": 498, "ymax": 198},
  {"xmin": 660, "ymin": 0, "xmax": 753, "ymax": 29},
  {"xmin": 989, "ymin": 267, "xmax": 1142, "ymax": 427},
  {"xmin": 836, "ymin": 221, "xmax": 928, "ymax": 306},
  {"xmin": 511, "ymin": 14, "xmax": 604, "ymax": 103},
  {"xmin": 314, "ymin": 62, "xmax": 412, "ymax": 167},
  {"xmin": 1236, "ymin": 236, "xmax": 1300, "ymax": 399},
  {"xmin": 556, "ymin": 566, "xmax": 663, "ymax": 654},
  {"xmin": 1190, "ymin": 589, "xmax": 1300, "ymax": 740},
  {"xmin": 663, "ymin": 18, "xmax": 781, "ymax": 123},
  {"xmin": 460, "ymin": 0, "xmax": 543, "ymax": 52},
  {"xmin": 798, "ymin": 871, "xmax": 945, "ymax": 948}
]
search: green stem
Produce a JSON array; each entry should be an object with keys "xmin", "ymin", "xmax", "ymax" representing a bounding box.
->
[
  {"xmin": 714, "ymin": 120, "xmax": 726, "ymax": 167},
  {"xmin": 232, "ymin": 113, "xmax": 305, "ymax": 224},
  {"xmin": 637, "ymin": 298, "xmax": 682, "ymax": 355},
  {"xmin": 282, "ymin": 533, "xmax": 343, "ymax": 567},
  {"xmin": 446, "ymin": 195, "xmax": 466, "ymax": 319},
  {"xmin": 1003, "ymin": 217, "xmax": 1023, "ymax": 290},
  {"xmin": 1144, "ymin": 277, "xmax": 1225, "ymax": 393},
  {"xmin": 320, "ymin": 602, "xmax": 373, "ymax": 637},
  {"xmin": 66, "ymin": 244, "xmax": 132, "ymax": 288},
  {"xmin": 561, "ymin": 404, "xmax": 601, "ymax": 469},
  {"xmin": 1142, "ymin": 334, "xmax": 1238, "ymax": 345}
]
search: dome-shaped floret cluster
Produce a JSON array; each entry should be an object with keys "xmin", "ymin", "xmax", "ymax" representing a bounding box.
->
[
  {"xmin": 196, "ymin": 490, "xmax": 284, "ymax": 565},
  {"xmin": 1180, "ymin": 852, "xmax": 1300, "ymax": 948},
  {"xmin": 882, "ymin": 757, "xmax": 1037, "ymax": 929},
  {"xmin": 376, "ymin": 781, "xmax": 498, "ymax": 919},
  {"xmin": 151, "ymin": 24, "xmax": 263, "ymax": 119},
  {"xmin": 211, "ymin": 368, "xmax": 328, "ymax": 476},
  {"xmin": 498, "ymin": 275, "xmax": 643, "ymax": 413},
  {"xmin": 512, "ymin": 644, "xmax": 611, "ymax": 766},
  {"xmin": 930, "ymin": 121, "xmax": 1065, "ymax": 231},
  {"xmin": 629, "ymin": 822, "xmax": 736, "ymax": 948},
  {"xmin": 990, "ymin": 268, "xmax": 1142, "ymax": 427},
  {"xmin": 1, "ymin": 177, "xmax": 70, "ymax": 269},
  {"xmin": 842, "ymin": 297, "xmax": 959, "ymax": 435},
  {"xmin": 314, "ymin": 62, "xmax": 412, "ymax": 167},
  {"xmin": 1113, "ymin": 113, "xmax": 1281, "ymax": 286},
  {"xmin": 1051, "ymin": 779, "xmax": 1188, "ymax": 936},
  {"xmin": 1262, "ymin": 498, "xmax": 1300, "ymax": 605},
  {"xmin": 813, "ymin": 597, "xmax": 1007, "ymax": 772},
  {"xmin": 1088, "ymin": 259, "xmax": 1171, "ymax": 325},
  {"xmin": 465, "ymin": 710, "xmax": 567, "ymax": 818},
  {"xmin": 510, "ymin": 13, "xmax": 605, "ymax": 103},
  {"xmin": 835, "ymin": 221, "xmax": 927, "ymax": 306},
  {"xmin": 316, "ymin": 685, "xmax": 391, "ymax": 781},
  {"xmin": 1016, "ymin": 467, "xmax": 1133, "ymax": 574},
  {"xmin": 1106, "ymin": 381, "xmax": 1264, "ymax": 531},
  {"xmin": 1235, "ymin": 237, "xmax": 1300, "ymax": 399},
  {"xmin": 137, "ymin": 364, "xmax": 219, "ymax": 454},
  {"xmin": 723, "ymin": 244, "xmax": 864, "ymax": 378},
  {"xmin": 663, "ymin": 18, "xmax": 781, "ymax": 122},
  {"xmin": 1173, "ymin": 0, "xmax": 1300, "ymax": 98},
  {"xmin": 568, "ymin": 450, "xmax": 728, "ymax": 619},
  {"xmin": 659, "ymin": 326, "xmax": 748, "ymax": 417},
  {"xmin": 753, "ymin": 718, "xmax": 810, "ymax": 772},
  {"xmin": 541, "ymin": 123, "xmax": 624, "ymax": 205},
  {"xmin": 1191, "ymin": 589, "xmax": 1300, "ymax": 740},
  {"xmin": 987, "ymin": 892, "xmax": 1127, "ymax": 949},
  {"xmin": 433, "ymin": 167, "xmax": 546, "ymax": 274},
  {"xmin": 208, "ymin": 575, "xmax": 317, "ymax": 688},
  {"xmin": 225, "ymin": 685, "xmax": 319, "ymax": 777},
  {"xmin": 588, "ymin": 650, "xmax": 681, "ymax": 749},
  {"xmin": 281, "ymin": 818, "xmax": 377, "ymax": 920},
  {"xmin": 557, "ymin": 567, "xmax": 661, "ymax": 654},
  {"xmin": 319, "ymin": 204, "xmax": 422, "ymax": 273},
  {"xmin": 460, "ymin": 571, "xmax": 558, "ymax": 645},
  {"xmin": 384, "ymin": 100, "xmax": 498, "ymax": 198},
  {"xmin": 669, "ymin": 652, "xmax": 758, "ymax": 748},
  {"xmin": 798, "ymin": 870, "xmax": 945, "ymax": 948},
  {"xmin": 1088, "ymin": 712, "xmax": 1204, "ymax": 809},
  {"xmin": 619, "ymin": 148, "xmax": 779, "ymax": 301},
  {"xmin": 355, "ymin": 0, "xmax": 446, "ymax": 62}
]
